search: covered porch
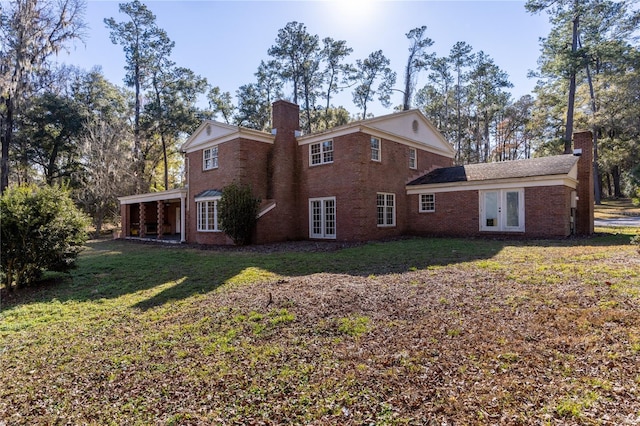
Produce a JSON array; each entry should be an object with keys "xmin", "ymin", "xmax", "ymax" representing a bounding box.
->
[{"xmin": 118, "ymin": 188, "xmax": 187, "ymax": 243}]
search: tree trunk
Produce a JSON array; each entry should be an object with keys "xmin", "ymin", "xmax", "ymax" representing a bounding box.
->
[
  {"xmin": 581, "ymin": 37, "xmax": 602, "ymax": 204},
  {"xmin": 403, "ymin": 60, "xmax": 412, "ymax": 111},
  {"xmin": 612, "ymin": 165, "xmax": 622, "ymax": 198},
  {"xmin": 563, "ymin": 13, "xmax": 580, "ymax": 154},
  {"xmin": 134, "ymin": 63, "xmax": 143, "ymax": 193},
  {"xmin": 605, "ymin": 173, "xmax": 612, "ymax": 197},
  {"xmin": 1, "ymin": 96, "xmax": 12, "ymax": 193}
]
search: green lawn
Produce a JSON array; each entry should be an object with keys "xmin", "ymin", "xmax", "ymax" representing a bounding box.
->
[{"xmin": 1, "ymin": 232, "xmax": 639, "ymax": 425}]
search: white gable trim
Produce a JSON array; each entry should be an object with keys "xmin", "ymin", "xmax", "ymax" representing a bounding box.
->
[
  {"xmin": 361, "ymin": 125, "xmax": 455, "ymax": 159},
  {"xmin": 406, "ymin": 174, "xmax": 578, "ymax": 195},
  {"xmin": 181, "ymin": 120, "xmax": 274, "ymax": 153},
  {"xmin": 297, "ymin": 109, "xmax": 455, "ymax": 158}
]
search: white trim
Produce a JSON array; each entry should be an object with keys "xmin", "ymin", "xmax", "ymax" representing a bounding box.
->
[
  {"xmin": 409, "ymin": 147, "xmax": 417, "ymax": 169},
  {"xmin": 257, "ymin": 201, "xmax": 276, "ymax": 218},
  {"xmin": 479, "ymin": 189, "xmax": 525, "ymax": 232},
  {"xmin": 309, "ymin": 140, "xmax": 334, "ymax": 166},
  {"xmin": 376, "ymin": 192, "xmax": 396, "ymax": 227},
  {"xmin": 203, "ymin": 146, "xmax": 218, "ymax": 170},
  {"xmin": 371, "ymin": 137, "xmax": 381, "ymax": 162},
  {"xmin": 419, "ymin": 193, "xmax": 435, "ymax": 213},
  {"xmin": 196, "ymin": 199, "xmax": 221, "ymax": 232},
  {"xmin": 118, "ymin": 188, "xmax": 187, "ymax": 205},
  {"xmin": 181, "ymin": 121, "xmax": 274, "ymax": 153},
  {"xmin": 296, "ymin": 109, "xmax": 455, "ymax": 159},
  {"xmin": 309, "ymin": 197, "xmax": 337, "ymax": 239},
  {"xmin": 407, "ymin": 175, "xmax": 578, "ymax": 195}
]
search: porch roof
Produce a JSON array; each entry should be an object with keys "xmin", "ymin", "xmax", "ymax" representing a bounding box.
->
[{"xmin": 118, "ymin": 188, "xmax": 187, "ymax": 205}]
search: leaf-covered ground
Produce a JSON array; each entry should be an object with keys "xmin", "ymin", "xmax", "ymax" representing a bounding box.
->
[{"xmin": 1, "ymin": 233, "xmax": 639, "ymax": 425}]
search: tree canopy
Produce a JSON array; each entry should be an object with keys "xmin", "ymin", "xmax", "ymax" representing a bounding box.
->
[{"xmin": 1, "ymin": 2, "xmax": 639, "ymax": 243}]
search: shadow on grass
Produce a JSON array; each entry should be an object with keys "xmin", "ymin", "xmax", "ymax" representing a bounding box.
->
[{"xmin": 2, "ymin": 231, "xmax": 636, "ymax": 312}]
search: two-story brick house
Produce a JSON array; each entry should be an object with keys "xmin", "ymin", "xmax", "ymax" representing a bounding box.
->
[{"xmin": 119, "ymin": 100, "xmax": 593, "ymax": 244}]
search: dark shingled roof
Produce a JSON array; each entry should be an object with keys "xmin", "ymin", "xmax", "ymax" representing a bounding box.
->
[{"xmin": 408, "ymin": 154, "xmax": 580, "ymax": 186}]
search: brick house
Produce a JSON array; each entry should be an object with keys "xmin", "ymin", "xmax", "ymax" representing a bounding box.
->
[{"xmin": 119, "ymin": 100, "xmax": 593, "ymax": 244}]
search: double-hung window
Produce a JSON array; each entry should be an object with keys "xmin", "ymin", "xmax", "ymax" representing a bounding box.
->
[
  {"xmin": 197, "ymin": 199, "xmax": 219, "ymax": 231},
  {"xmin": 371, "ymin": 137, "xmax": 381, "ymax": 161},
  {"xmin": 419, "ymin": 193, "xmax": 435, "ymax": 212},
  {"xmin": 377, "ymin": 192, "xmax": 395, "ymax": 227},
  {"xmin": 203, "ymin": 146, "xmax": 218, "ymax": 170},
  {"xmin": 310, "ymin": 140, "xmax": 333, "ymax": 165},
  {"xmin": 409, "ymin": 148, "xmax": 417, "ymax": 169}
]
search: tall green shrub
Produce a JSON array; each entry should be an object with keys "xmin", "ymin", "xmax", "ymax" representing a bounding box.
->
[
  {"xmin": 1, "ymin": 184, "xmax": 89, "ymax": 290},
  {"xmin": 218, "ymin": 183, "xmax": 260, "ymax": 246}
]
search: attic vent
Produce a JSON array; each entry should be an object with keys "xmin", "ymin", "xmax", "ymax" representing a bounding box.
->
[
  {"xmin": 412, "ymin": 119, "xmax": 419, "ymax": 133},
  {"xmin": 206, "ymin": 124, "xmax": 212, "ymax": 136}
]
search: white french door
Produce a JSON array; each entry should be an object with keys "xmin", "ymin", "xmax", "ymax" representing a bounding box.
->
[
  {"xmin": 480, "ymin": 189, "xmax": 524, "ymax": 232},
  {"xmin": 309, "ymin": 197, "xmax": 336, "ymax": 239}
]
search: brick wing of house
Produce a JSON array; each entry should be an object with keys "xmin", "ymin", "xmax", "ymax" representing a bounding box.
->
[{"xmin": 118, "ymin": 100, "xmax": 594, "ymax": 245}]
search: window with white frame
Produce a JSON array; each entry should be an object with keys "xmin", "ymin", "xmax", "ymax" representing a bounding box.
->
[
  {"xmin": 197, "ymin": 199, "xmax": 219, "ymax": 231},
  {"xmin": 420, "ymin": 193, "xmax": 435, "ymax": 212},
  {"xmin": 371, "ymin": 137, "xmax": 381, "ymax": 161},
  {"xmin": 377, "ymin": 192, "xmax": 395, "ymax": 226},
  {"xmin": 203, "ymin": 146, "xmax": 218, "ymax": 170},
  {"xmin": 409, "ymin": 148, "xmax": 417, "ymax": 169},
  {"xmin": 309, "ymin": 197, "xmax": 336, "ymax": 239},
  {"xmin": 310, "ymin": 140, "xmax": 333, "ymax": 165}
]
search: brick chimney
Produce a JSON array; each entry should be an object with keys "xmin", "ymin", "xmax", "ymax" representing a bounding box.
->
[
  {"xmin": 573, "ymin": 131, "xmax": 594, "ymax": 235},
  {"xmin": 267, "ymin": 100, "xmax": 301, "ymax": 240}
]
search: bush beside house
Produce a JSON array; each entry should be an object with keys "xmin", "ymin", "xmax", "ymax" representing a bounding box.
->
[
  {"xmin": 0, "ymin": 184, "xmax": 89, "ymax": 290},
  {"xmin": 218, "ymin": 183, "xmax": 261, "ymax": 246}
]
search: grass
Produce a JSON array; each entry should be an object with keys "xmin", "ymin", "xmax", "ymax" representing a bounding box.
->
[
  {"xmin": 594, "ymin": 198, "xmax": 640, "ymax": 219},
  {"xmin": 1, "ymin": 229, "xmax": 639, "ymax": 424}
]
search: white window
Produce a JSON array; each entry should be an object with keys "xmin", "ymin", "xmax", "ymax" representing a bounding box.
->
[
  {"xmin": 203, "ymin": 146, "xmax": 218, "ymax": 170},
  {"xmin": 197, "ymin": 199, "xmax": 219, "ymax": 231},
  {"xmin": 480, "ymin": 189, "xmax": 524, "ymax": 232},
  {"xmin": 409, "ymin": 148, "xmax": 417, "ymax": 169},
  {"xmin": 309, "ymin": 197, "xmax": 336, "ymax": 239},
  {"xmin": 310, "ymin": 140, "xmax": 333, "ymax": 165},
  {"xmin": 371, "ymin": 137, "xmax": 381, "ymax": 162},
  {"xmin": 419, "ymin": 193, "xmax": 435, "ymax": 212},
  {"xmin": 377, "ymin": 192, "xmax": 395, "ymax": 227}
]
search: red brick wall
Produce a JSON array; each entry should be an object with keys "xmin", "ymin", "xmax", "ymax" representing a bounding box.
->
[
  {"xmin": 300, "ymin": 132, "xmax": 453, "ymax": 241},
  {"xmin": 262, "ymin": 100, "xmax": 301, "ymax": 242},
  {"xmin": 185, "ymin": 138, "xmax": 271, "ymax": 245},
  {"xmin": 524, "ymin": 186, "xmax": 573, "ymax": 237},
  {"xmin": 574, "ymin": 131, "xmax": 594, "ymax": 235},
  {"xmin": 407, "ymin": 185, "xmax": 573, "ymax": 238},
  {"xmin": 408, "ymin": 191, "xmax": 479, "ymax": 236}
]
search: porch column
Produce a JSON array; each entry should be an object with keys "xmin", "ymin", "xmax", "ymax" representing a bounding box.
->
[
  {"xmin": 139, "ymin": 202, "xmax": 146, "ymax": 238},
  {"xmin": 157, "ymin": 200, "xmax": 165, "ymax": 240},
  {"xmin": 180, "ymin": 193, "xmax": 186, "ymax": 243},
  {"xmin": 120, "ymin": 203, "xmax": 129, "ymax": 237}
]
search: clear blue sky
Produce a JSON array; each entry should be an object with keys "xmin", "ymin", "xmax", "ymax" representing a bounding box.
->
[{"xmin": 59, "ymin": 0, "xmax": 551, "ymax": 116}]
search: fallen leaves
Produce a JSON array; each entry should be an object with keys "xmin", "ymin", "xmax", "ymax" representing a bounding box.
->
[{"xmin": 1, "ymin": 238, "xmax": 639, "ymax": 424}]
